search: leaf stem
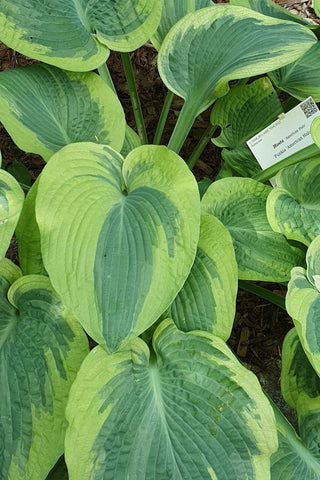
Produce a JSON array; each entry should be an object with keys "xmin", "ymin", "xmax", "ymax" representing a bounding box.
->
[
  {"xmin": 167, "ymin": 101, "xmax": 198, "ymax": 153},
  {"xmin": 121, "ymin": 52, "xmax": 148, "ymax": 145},
  {"xmin": 97, "ymin": 62, "xmax": 117, "ymax": 94},
  {"xmin": 153, "ymin": 90, "xmax": 174, "ymax": 145},
  {"xmin": 239, "ymin": 280, "xmax": 286, "ymax": 310},
  {"xmin": 187, "ymin": 123, "xmax": 218, "ymax": 169},
  {"xmin": 252, "ymin": 143, "xmax": 320, "ymax": 183}
]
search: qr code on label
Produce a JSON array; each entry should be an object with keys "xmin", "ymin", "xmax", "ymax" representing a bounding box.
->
[{"xmin": 300, "ymin": 98, "xmax": 319, "ymax": 118}]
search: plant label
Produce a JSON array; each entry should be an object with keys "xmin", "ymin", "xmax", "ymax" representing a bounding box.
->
[{"xmin": 246, "ymin": 97, "xmax": 320, "ymax": 170}]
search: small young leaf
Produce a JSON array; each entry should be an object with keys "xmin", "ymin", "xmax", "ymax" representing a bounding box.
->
[
  {"xmin": 65, "ymin": 319, "xmax": 278, "ymax": 480},
  {"xmin": 211, "ymin": 77, "xmax": 283, "ymax": 176}
]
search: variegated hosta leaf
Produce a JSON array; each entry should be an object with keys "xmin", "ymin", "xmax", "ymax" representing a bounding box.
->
[
  {"xmin": 0, "ymin": 169, "xmax": 24, "ymax": 259},
  {"xmin": 65, "ymin": 319, "xmax": 278, "ymax": 480},
  {"xmin": 151, "ymin": 0, "xmax": 213, "ymax": 50},
  {"xmin": 221, "ymin": 144, "xmax": 261, "ymax": 177},
  {"xmin": 169, "ymin": 212, "xmax": 237, "ymax": 341},
  {"xmin": 201, "ymin": 177, "xmax": 305, "ymax": 281},
  {"xmin": 271, "ymin": 401, "xmax": 320, "ymax": 480},
  {"xmin": 0, "ymin": 258, "xmax": 89, "ymax": 480},
  {"xmin": 269, "ymin": 43, "xmax": 320, "ymax": 101},
  {"xmin": 231, "ymin": 0, "xmax": 311, "ymax": 26},
  {"xmin": 266, "ymin": 157, "xmax": 320, "ymax": 246},
  {"xmin": 307, "ymin": 235, "xmax": 320, "ymax": 289},
  {"xmin": 36, "ymin": 143, "xmax": 200, "ymax": 352},
  {"xmin": 286, "ymin": 236, "xmax": 320, "ymax": 376},
  {"xmin": 211, "ymin": 77, "xmax": 282, "ymax": 176},
  {"xmin": 312, "ymin": 117, "xmax": 320, "ymax": 148},
  {"xmin": 277, "ymin": 328, "xmax": 320, "ymax": 477},
  {"xmin": 158, "ymin": 5, "xmax": 316, "ymax": 118},
  {"xmin": 0, "ymin": 0, "xmax": 162, "ymax": 71},
  {"xmin": 281, "ymin": 328, "xmax": 320, "ymax": 412},
  {"xmin": 15, "ymin": 179, "xmax": 45, "ymax": 275},
  {"xmin": 0, "ymin": 64, "xmax": 125, "ymax": 162},
  {"xmin": 212, "ymin": 78, "xmax": 283, "ymax": 149}
]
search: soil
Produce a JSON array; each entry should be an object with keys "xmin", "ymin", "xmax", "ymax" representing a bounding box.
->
[{"xmin": 0, "ymin": 1, "xmax": 319, "ymax": 431}]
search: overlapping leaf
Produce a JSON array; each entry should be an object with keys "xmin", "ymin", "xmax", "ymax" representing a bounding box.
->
[
  {"xmin": 211, "ymin": 78, "xmax": 283, "ymax": 176},
  {"xmin": 266, "ymin": 157, "xmax": 320, "ymax": 246},
  {"xmin": 269, "ymin": 43, "xmax": 320, "ymax": 101},
  {"xmin": 271, "ymin": 399, "xmax": 320, "ymax": 480},
  {"xmin": 65, "ymin": 319, "xmax": 278, "ymax": 480},
  {"xmin": 36, "ymin": 143, "xmax": 200, "ymax": 352},
  {"xmin": 201, "ymin": 177, "xmax": 304, "ymax": 281},
  {"xmin": 158, "ymin": 5, "xmax": 316, "ymax": 117},
  {"xmin": 0, "ymin": 0, "xmax": 162, "ymax": 71},
  {"xmin": 0, "ymin": 64, "xmax": 125, "ymax": 161},
  {"xmin": 15, "ymin": 179, "xmax": 45, "ymax": 275},
  {"xmin": 270, "ymin": 328, "xmax": 320, "ymax": 479},
  {"xmin": 0, "ymin": 259, "xmax": 88, "ymax": 480},
  {"xmin": 0, "ymin": 169, "xmax": 24, "ymax": 259},
  {"xmin": 151, "ymin": 0, "xmax": 213, "ymax": 50},
  {"xmin": 286, "ymin": 235, "xmax": 320, "ymax": 376},
  {"xmin": 169, "ymin": 212, "xmax": 237, "ymax": 341},
  {"xmin": 231, "ymin": 0, "xmax": 311, "ymax": 26},
  {"xmin": 312, "ymin": 117, "xmax": 320, "ymax": 147}
]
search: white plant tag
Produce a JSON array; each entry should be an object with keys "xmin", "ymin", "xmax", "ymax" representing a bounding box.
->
[{"xmin": 247, "ymin": 97, "xmax": 320, "ymax": 171}]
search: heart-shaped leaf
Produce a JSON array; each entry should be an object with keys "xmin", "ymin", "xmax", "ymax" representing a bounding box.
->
[
  {"xmin": 0, "ymin": 259, "xmax": 88, "ymax": 480},
  {"xmin": 0, "ymin": 0, "xmax": 162, "ymax": 71},
  {"xmin": 0, "ymin": 169, "xmax": 24, "ymax": 259},
  {"xmin": 169, "ymin": 212, "xmax": 237, "ymax": 341},
  {"xmin": 36, "ymin": 143, "xmax": 200, "ymax": 352},
  {"xmin": 65, "ymin": 319, "xmax": 278, "ymax": 480},
  {"xmin": 269, "ymin": 43, "xmax": 320, "ymax": 101},
  {"xmin": 151, "ymin": 0, "xmax": 213, "ymax": 50},
  {"xmin": 286, "ymin": 235, "xmax": 320, "ymax": 377},
  {"xmin": 266, "ymin": 157, "xmax": 320, "ymax": 246},
  {"xmin": 158, "ymin": 4, "xmax": 316, "ymax": 151},
  {"xmin": 201, "ymin": 177, "xmax": 305, "ymax": 281},
  {"xmin": 0, "ymin": 64, "xmax": 125, "ymax": 162}
]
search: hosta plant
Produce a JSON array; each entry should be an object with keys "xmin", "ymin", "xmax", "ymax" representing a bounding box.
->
[{"xmin": 0, "ymin": 0, "xmax": 319, "ymax": 479}]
